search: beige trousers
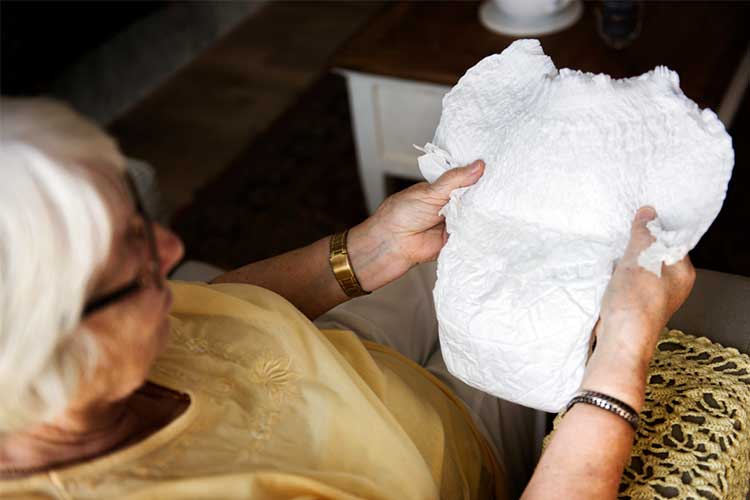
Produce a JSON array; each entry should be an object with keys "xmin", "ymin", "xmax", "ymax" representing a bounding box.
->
[{"xmin": 315, "ymin": 263, "xmax": 545, "ymax": 498}]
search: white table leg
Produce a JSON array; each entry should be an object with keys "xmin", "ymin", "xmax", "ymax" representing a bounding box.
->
[
  {"xmin": 343, "ymin": 73, "xmax": 386, "ymax": 213},
  {"xmin": 339, "ymin": 70, "xmax": 450, "ymax": 213}
]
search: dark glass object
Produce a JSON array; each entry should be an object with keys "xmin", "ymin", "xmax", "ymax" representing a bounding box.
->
[{"xmin": 597, "ymin": 0, "xmax": 643, "ymax": 50}]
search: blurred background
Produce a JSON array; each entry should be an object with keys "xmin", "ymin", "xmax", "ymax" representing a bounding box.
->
[{"xmin": 2, "ymin": 0, "xmax": 749, "ymax": 276}]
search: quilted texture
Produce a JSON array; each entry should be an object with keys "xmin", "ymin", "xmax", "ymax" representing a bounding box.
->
[{"xmin": 418, "ymin": 39, "xmax": 734, "ymax": 411}]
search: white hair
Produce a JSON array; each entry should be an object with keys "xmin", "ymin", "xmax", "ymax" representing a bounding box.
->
[{"xmin": 0, "ymin": 98, "xmax": 125, "ymax": 433}]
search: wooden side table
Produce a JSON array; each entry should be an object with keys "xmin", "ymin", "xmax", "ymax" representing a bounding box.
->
[{"xmin": 334, "ymin": 1, "xmax": 750, "ymax": 213}]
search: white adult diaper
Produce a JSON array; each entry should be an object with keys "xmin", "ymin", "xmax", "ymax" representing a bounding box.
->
[{"xmin": 418, "ymin": 39, "xmax": 734, "ymax": 412}]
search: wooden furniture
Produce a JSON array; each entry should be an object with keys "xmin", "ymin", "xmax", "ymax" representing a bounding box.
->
[{"xmin": 334, "ymin": 1, "xmax": 750, "ymax": 212}]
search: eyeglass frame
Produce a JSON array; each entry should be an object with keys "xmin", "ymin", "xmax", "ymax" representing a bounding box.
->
[{"xmin": 82, "ymin": 171, "xmax": 163, "ymax": 316}]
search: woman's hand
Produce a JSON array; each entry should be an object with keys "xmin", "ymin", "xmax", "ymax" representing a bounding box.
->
[
  {"xmin": 584, "ymin": 206, "xmax": 696, "ymax": 411},
  {"xmin": 212, "ymin": 161, "xmax": 483, "ymax": 318},
  {"xmin": 595, "ymin": 207, "xmax": 696, "ymax": 363},
  {"xmin": 348, "ymin": 160, "xmax": 485, "ymax": 292}
]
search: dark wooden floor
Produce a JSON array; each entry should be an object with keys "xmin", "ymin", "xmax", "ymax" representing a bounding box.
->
[{"xmin": 110, "ymin": 1, "xmax": 384, "ymax": 217}]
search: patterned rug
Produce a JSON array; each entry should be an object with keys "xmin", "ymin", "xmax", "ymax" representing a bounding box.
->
[{"xmin": 173, "ymin": 72, "xmax": 749, "ymax": 277}]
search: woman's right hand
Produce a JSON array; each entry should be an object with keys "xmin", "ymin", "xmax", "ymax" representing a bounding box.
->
[{"xmin": 582, "ymin": 206, "xmax": 696, "ymax": 411}]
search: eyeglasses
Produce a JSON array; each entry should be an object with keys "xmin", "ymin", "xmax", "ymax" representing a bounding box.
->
[{"xmin": 82, "ymin": 171, "xmax": 162, "ymax": 316}]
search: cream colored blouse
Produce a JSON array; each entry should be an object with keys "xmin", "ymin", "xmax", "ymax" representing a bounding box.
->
[{"xmin": 1, "ymin": 282, "xmax": 504, "ymax": 499}]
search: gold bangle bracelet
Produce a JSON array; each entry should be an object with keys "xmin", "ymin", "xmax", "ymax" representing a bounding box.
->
[{"xmin": 329, "ymin": 230, "xmax": 370, "ymax": 298}]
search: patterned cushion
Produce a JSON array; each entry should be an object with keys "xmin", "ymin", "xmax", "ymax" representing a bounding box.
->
[{"xmin": 545, "ymin": 329, "xmax": 750, "ymax": 499}]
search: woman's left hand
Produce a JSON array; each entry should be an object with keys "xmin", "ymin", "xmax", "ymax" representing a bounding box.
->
[{"xmin": 348, "ymin": 160, "xmax": 484, "ymax": 292}]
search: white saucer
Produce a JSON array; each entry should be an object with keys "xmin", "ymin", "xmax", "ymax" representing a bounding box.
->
[{"xmin": 479, "ymin": 0, "xmax": 583, "ymax": 37}]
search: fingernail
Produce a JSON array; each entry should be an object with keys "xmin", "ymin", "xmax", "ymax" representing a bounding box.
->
[
  {"xmin": 636, "ymin": 206, "xmax": 656, "ymax": 221},
  {"xmin": 470, "ymin": 160, "xmax": 483, "ymax": 173}
]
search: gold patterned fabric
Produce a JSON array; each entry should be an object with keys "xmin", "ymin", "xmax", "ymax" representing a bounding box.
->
[
  {"xmin": 0, "ymin": 282, "xmax": 501, "ymax": 499},
  {"xmin": 545, "ymin": 329, "xmax": 750, "ymax": 499}
]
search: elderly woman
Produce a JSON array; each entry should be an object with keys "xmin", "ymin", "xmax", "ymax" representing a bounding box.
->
[{"xmin": 0, "ymin": 98, "xmax": 694, "ymax": 499}]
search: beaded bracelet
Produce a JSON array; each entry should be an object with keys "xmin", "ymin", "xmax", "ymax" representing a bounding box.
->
[{"xmin": 564, "ymin": 390, "xmax": 639, "ymax": 431}]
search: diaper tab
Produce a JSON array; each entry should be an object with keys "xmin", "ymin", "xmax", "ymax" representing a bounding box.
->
[{"xmin": 415, "ymin": 143, "xmax": 457, "ymax": 183}]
